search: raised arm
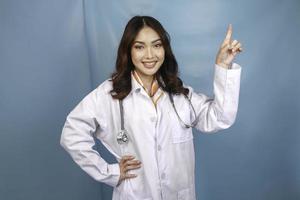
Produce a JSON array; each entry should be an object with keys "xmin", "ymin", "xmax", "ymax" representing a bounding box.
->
[
  {"xmin": 191, "ymin": 24, "xmax": 243, "ymax": 133},
  {"xmin": 189, "ymin": 63, "xmax": 241, "ymax": 133}
]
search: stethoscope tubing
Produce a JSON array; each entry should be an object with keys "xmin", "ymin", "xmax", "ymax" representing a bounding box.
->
[{"xmin": 117, "ymin": 92, "xmax": 199, "ymax": 145}]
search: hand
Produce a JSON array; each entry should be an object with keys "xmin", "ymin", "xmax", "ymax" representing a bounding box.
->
[
  {"xmin": 215, "ymin": 24, "xmax": 243, "ymax": 69},
  {"xmin": 118, "ymin": 155, "xmax": 141, "ymax": 185}
]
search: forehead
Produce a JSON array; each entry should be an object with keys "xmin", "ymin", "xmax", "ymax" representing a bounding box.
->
[{"xmin": 134, "ymin": 26, "xmax": 161, "ymax": 42}]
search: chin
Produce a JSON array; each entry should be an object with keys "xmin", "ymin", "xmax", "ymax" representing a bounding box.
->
[{"xmin": 142, "ymin": 67, "xmax": 159, "ymax": 76}]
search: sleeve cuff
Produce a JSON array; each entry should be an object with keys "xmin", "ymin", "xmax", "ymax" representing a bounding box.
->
[
  {"xmin": 106, "ymin": 163, "xmax": 121, "ymax": 187},
  {"xmin": 215, "ymin": 63, "xmax": 242, "ymax": 81},
  {"xmin": 216, "ymin": 62, "xmax": 241, "ymax": 70},
  {"xmin": 231, "ymin": 63, "xmax": 241, "ymax": 70}
]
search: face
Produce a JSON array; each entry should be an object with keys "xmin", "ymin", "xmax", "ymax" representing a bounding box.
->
[{"xmin": 131, "ymin": 26, "xmax": 165, "ymax": 81}]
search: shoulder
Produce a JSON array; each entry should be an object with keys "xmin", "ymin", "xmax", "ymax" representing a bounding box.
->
[
  {"xmin": 182, "ymin": 82, "xmax": 195, "ymax": 99},
  {"xmin": 95, "ymin": 78, "xmax": 113, "ymax": 94},
  {"xmin": 84, "ymin": 78, "xmax": 114, "ymax": 102}
]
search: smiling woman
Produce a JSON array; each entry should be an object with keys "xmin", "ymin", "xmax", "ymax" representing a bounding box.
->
[
  {"xmin": 110, "ymin": 16, "xmax": 191, "ymax": 101},
  {"xmin": 130, "ymin": 27, "xmax": 165, "ymax": 95},
  {"xmin": 60, "ymin": 15, "xmax": 243, "ymax": 200}
]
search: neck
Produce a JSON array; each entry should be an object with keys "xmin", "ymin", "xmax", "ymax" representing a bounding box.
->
[{"xmin": 134, "ymin": 70, "xmax": 154, "ymax": 93}]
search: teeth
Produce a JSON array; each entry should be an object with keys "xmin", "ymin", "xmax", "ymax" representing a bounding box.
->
[{"xmin": 143, "ymin": 62, "xmax": 156, "ymax": 68}]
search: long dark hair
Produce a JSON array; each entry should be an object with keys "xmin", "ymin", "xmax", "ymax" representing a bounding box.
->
[{"xmin": 110, "ymin": 16, "xmax": 189, "ymax": 100}]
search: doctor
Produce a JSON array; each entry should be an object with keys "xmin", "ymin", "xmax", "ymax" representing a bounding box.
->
[{"xmin": 60, "ymin": 16, "xmax": 242, "ymax": 200}]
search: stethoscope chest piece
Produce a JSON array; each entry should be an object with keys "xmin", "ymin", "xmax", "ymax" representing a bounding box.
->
[{"xmin": 117, "ymin": 129, "xmax": 129, "ymax": 144}]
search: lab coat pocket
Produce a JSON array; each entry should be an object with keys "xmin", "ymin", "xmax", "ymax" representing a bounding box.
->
[
  {"xmin": 168, "ymin": 106, "xmax": 193, "ymax": 144},
  {"xmin": 177, "ymin": 187, "xmax": 195, "ymax": 200},
  {"xmin": 172, "ymin": 128, "xmax": 193, "ymax": 143}
]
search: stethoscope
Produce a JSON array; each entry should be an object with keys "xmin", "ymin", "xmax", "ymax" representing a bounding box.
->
[{"xmin": 116, "ymin": 92, "xmax": 199, "ymax": 145}]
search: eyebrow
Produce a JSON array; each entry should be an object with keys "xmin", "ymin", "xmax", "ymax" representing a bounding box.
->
[{"xmin": 133, "ymin": 39, "xmax": 162, "ymax": 44}]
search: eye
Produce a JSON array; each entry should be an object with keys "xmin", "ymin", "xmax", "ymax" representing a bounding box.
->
[
  {"xmin": 134, "ymin": 45, "xmax": 144, "ymax": 50},
  {"xmin": 154, "ymin": 43, "xmax": 162, "ymax": 48}
]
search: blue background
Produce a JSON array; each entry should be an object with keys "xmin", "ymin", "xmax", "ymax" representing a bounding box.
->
[{"xmin": 1, "ymin": 0, "xmax": 299, "ymax": 199}]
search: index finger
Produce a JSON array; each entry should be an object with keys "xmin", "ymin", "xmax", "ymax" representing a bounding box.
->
[{"xmin": 222, "ymin": 24, "xmax": 232, "ymax": 44}]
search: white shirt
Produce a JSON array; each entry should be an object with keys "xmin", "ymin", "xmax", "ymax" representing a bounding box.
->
[{"xmin": 60, "ymin": 63, "xmax": 242, "ymax": 200}]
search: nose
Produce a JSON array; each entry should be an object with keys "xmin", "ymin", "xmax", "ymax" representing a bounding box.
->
[{"xmin": 145, "ymin": 47, "xmax": 153, "ymax": 59}]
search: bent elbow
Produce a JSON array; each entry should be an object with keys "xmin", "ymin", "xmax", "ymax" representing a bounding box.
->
[
  {"xmin": 196, "ymin": 110, "xmax": 238, "ymax": 134},
  {"xmin": 60, "ymin": 122, "xmax": 72, "ymax": 151},
  {"xmin": 218, "ymin": 110, "xmax": 238, "ymax": 129},
  {"xmin": 60, "ymin": 129, "xmax": 68, "ymax": 150}
]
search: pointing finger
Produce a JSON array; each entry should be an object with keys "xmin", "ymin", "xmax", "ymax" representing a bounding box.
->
[{"xmin": 222, "ymin": 24, "xmax": 233, "ymax": 46}]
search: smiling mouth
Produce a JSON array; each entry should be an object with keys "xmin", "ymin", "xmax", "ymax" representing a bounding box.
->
[{"xmin": 142, "ymin": 61, "xmax": 157, "ymax": 68}]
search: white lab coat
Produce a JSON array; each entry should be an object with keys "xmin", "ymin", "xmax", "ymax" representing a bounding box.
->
[{"xmin": 60, "ymin": 64, "xmax": 242, "ymax": 200}]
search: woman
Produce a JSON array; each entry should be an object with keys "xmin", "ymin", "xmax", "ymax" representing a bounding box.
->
[{"xmin": 60, "ymin": 16, "xmax": 242, "ymax": 200}]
